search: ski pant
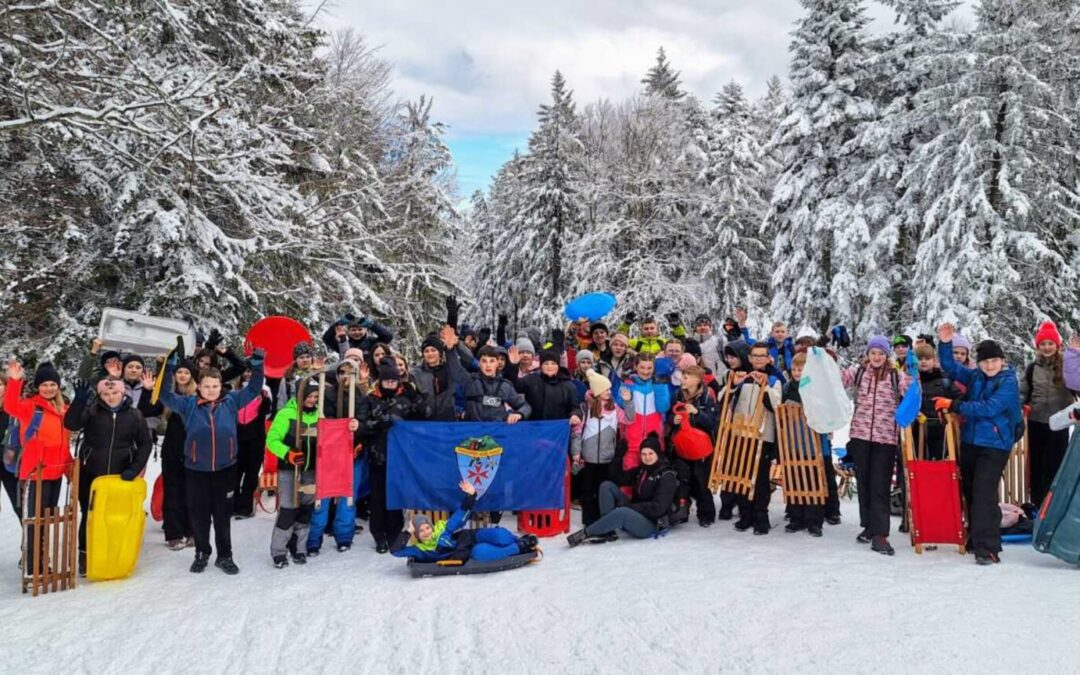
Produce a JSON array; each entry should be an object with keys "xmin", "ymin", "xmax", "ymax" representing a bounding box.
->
[
  {"xmin": 1029, "ymin": 420, "xmax": 1068, "ymax": 508},
  {"xmin": 848, "ymin": 439, "xmax": 895, "ymax": 537},
  {"xmin": 77, "ymin": 468, "xmax": 109, "ymax": 552},
  {"xmin": 308, "ymin": 497, "xmax": 354, "ymax": 551},
  {"xmin": 719, "ymin": 491, "xmax": 737, "ymax": 518},
  {"xmin": 674, "ymin": 456, "xmax": 716, "ymax": 524},
  {"xmin": 1, "ymin": 462, "xmax": 20, "ymax": 520},
  {"xmin": 469, "ymin": 527, "xmax": 522, "ymax": 561},
  {"xmin": 185, "ymin": 466, "xmax": 236, "ymax": 558},
  {"xmin": 577, "ymin": 461, "xmax": 611, "ymax": 527},
  {"xmin": 585, "ymin": 481, "xmax": 657, "ymax": 539},
  {"xmin": 823, "ymin": 454, "xmax": 840, "ymax": 520},
  {"xmin": 272, "ymin": 469, "xmax": 315, "ymax": 558},
  {"xmin": 788, "ymin": 503, "xmax": 824, "ymax": 529},
  {"xmin": 960, "ymin": 444, "xmax": 1010, "ymax": 555},
  {"xmin": 232, "ymin": 433, "xmax": 264, "ymax": 517},
  {"xmin": 734, "ymin": 442, "xmax": 775, "ymax": 529},
  {"xmin": 21, "ymin": 478, "xmax": 63, "ymax": 570},
  {"xmin": 162, "ymin": 443, "xmax": 192, "ymax": 541},
  {"xmin": 368, "ymin": 463, "xmax": 403, "ymax": 544}
]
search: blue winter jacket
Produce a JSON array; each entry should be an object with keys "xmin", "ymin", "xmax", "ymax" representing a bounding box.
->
[
  {"xmin": 938, "ymin": 341, "xmax": 1021, "ymax": 452},
  {"xmin": 159, "ymin": 357, "xmax": 265, "ymax": 471},
  {"xmin": 766, "ymin": 337, "xmax": 795, "ymax": 372}
]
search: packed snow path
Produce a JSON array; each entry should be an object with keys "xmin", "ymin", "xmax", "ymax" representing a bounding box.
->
[{"xmin": 2, "ymin": 460, "xmax": 1078, "ymax": 673}]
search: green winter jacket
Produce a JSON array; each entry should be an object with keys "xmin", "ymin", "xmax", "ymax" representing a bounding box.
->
[{"xmin": 266, "ymin": 398, "xmax": 320, "ymax": 471}]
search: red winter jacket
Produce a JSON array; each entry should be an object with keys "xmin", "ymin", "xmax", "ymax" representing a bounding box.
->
[
  {"xmin": 840, "ymin": 365, "xmax": 912, "ymax": 447},
  {"xmin": 3, "ymin": 378, "xmax": 72, "ymax": 480}
]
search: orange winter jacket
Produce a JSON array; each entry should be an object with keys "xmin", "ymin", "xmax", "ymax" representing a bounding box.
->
[{"xmin": 3, "ymin": 378, "xmax": 72, "ymax": 480}]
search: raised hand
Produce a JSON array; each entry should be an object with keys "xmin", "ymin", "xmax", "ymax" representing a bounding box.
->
[
  {"xmin": 507, "ymin": 346, "xmax": 520, "ymax": 365},
  {"xmin": 91, "ymin": 338, "xmax": 103, "ymax": 354},
  {"xmin": 937, "ymin": 322, "xmax": 956, "ymax": 344},
  {"xmin": 142, "ymin": 371, "xmax": 156, "ymax": 390},
  {"xmin": 440, "ymin": 324, "xmax": 459, "ymax": 350},
  {"xmin": 6, "ymin": 359, "xmax": 24, "ymax": 381},
  {"xmin": 1070, "ymin": 335, "xmax": 1080, "ymax": 351},
  {"xmin": 459, "ymin": 478, "xmax": 476, "ymax": 496},
  {"xmin": 734, "ymin": 307, "xmax": 748, "ymax": 326}
]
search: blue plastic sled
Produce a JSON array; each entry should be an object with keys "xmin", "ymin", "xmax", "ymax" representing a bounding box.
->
[
  {"xmin": 1033, "ymin": 432, "xmax": 1080, "ymax": 565},
  {"xmin": 564, "ymin": 293, "xmax": 617, "ymax": 322},
  {"xmin": 408, "ymin": 550, "xmax": 539, "ymax": 578}
]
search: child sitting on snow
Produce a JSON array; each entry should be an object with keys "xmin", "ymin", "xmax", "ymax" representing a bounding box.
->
[{"xmin": 390, "ymin": 480, "xmax": 539, "ymax": 562}]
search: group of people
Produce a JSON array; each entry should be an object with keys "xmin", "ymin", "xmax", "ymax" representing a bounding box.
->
[{"xmin": 1, "ymin": 300, "xmax": 1072, "ymax": 576}]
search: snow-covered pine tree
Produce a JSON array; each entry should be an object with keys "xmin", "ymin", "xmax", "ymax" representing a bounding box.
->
[
  {"xmin": 903, "ymin": 0, "xmax": 1079, "ymax": 349},
  {"xmin": 641, "ymin": 47, "xmax": 685, "ymax": 101},
  {"xmin": 510, "ymin": 71, "xmax": 585, "ymax": 328},
  {"xmin": 765, "ymin": 0, "xmax": 877, "ymax": 335},
  {"xmin": 852, "ymin": 0, "xmax": 961, "ymax": 335}
]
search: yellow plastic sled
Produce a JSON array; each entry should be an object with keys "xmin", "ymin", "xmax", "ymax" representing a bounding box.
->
[{"xmin": 87, "ymin": 475, "xmax": 147, "ymax": 581}]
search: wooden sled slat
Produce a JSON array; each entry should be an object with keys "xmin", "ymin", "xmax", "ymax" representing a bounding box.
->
[
  {"xmin": 21, "ymin": 460, "xmax": 79, "ymax": 597},
  {"xmin": 709, "ymin": 374, "xmax": 767, "ymax": 499},
  {"xmin": 775, "ymin": 404, "xmax": 828, "ymax": 506}
]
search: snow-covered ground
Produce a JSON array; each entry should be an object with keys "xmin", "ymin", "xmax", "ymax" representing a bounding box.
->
[{"xmin": 2, "ymin": 456, "xmax": 1079, "ymax": 675}]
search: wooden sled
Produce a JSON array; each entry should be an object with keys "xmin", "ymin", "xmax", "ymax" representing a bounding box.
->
[
  {"xmin": 255, "ymin": 469, "xmax": 279, "ymax": 514},
  {"xmin": 902, "ymin": 415, "xmax": 966, "ymax": 555},
  {"xmin": 21, "ymin": 461, "xmax": 79, "ymax": 596},
  {"xmin": 775, "ymin": 404, "xmax": 828, "ymax": 506},
  {"xmin": 708, "ymin": 374, "xmax": 767, "ymax": 499},
  {"xmin": 407, "ymin": 549, "xmax": 540, "ymax": 578},
  {"xmin": 998, "ymin": 416, "xmax": 1030, "ymax": 506}
]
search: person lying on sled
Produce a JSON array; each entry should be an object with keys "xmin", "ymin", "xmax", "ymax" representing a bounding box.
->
[{"xmin": 390, "ymin": 479, "xmax": 539, "ymax": 562}]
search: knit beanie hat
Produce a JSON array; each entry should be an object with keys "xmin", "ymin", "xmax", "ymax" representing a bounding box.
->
[
  {"xmin": 515, "ymin": 337, "xmax": 535, "ymax": 354},
  {"xmin": 99, "ymin": 350, "xmax": 122, "ymax": 369},
  {"xmin": 640, "ymin": 432, "xmax": 662, "ymax": 455},
  {"xmin": 300, "ymin": 378, "xmax": 322, "ymax": 403},
  {"xmin": 590, "ymin": 323, "xmax": 609, "ymax": 336},
  {"xmin": 176, "ymin": 359, "xmax": 198, "ymax": 376},
  {"xmin": 293, "ymin": 341, "xmax": 314, "ymax": 358},
  {"xmin": 97, "ymin": 378, "xmax": 123, "ymax": 397},
  {"xmin": 33, "ymin": 362, "xmax": 61, "ymax": 387},
  {"xmin": 1034, "ymin": 321, "xmax": 1063, "ymax": 348},
  {"xmin": 377, "ymin": 357, "xmax": 401, "ymax": 381},
  {"xmin": 976, "ymin": 340, "xmax": 1006, "ymax": 362},
  {"xmin": 539, "ymin": 350, "xmax": 560, "ymax": 366},
  {"xmin": 343, "ymin": 347, "xmax": 364, "ymax": 362},
  {"xmin": 866, "ymin": 336, "xmax": 891, "ymax": 355},
  {"xmin": 411, "ymin": 514, "xmax": 432, "ymax": 535},
  {"xmin": 122, "ymin": 353, "xmax": 145, "ymax": 368},
  {"xmin": 677, "ymin": 353, "xmax": 697, "ymax": 371},
  {"xmin": 421, "ymin": 334, "xmax": 446, "ymax": 355},
  {"xmin": 575, "ymin": 349, "xmax": 594, "ymax": 365},
  {"xmin": 693, "ymin": 314, "xmax": 712, "ymax": 327},
  {"xmin": 585, "ymin": 369, "xmax": 611, "ymax": 397},
  {"xmin": 952, "ymin": 334, "xmax": 972, "ymax": 351}
]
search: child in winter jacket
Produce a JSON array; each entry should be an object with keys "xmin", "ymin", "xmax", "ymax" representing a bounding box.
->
[
  {"xmin": 571, "ymin": 370, "xmax": 634, "ymax": 526},
  {"xmin": 616, "ymin": 353, "xmax": 671, "ymax": 478},
  {"xmin": 391, "ymin": 480, "xmax": 539, "ymax": 562},
  {"xmin": 515, "ymin": 351, "xmax": 579, "ymax": 422},
  {"xmin": 233, "ymin": 369, "xmax": 272, "ymax": 519},
  {"xmin": 566, "ymin": 433, "xmax": 679, "ymax": 545},
  {"xmin": 670, "ymin": 365, "xmax": 719, "ymax": 527},
  {"xmin": 362, "ymin": 358, "xmax": 426, "ymax": 554},
  {"xmin": 914, "ymin": 344, "xmax": 960, "ymax": 461},
  {"xmin": 840, "ymin": 336, "xmax": 913, "ymax": 555},
  {"xmin": 729, "ymin": 343, "xmax": 784, "ymax": 535},
  {"xmin": 158, "ymin": 348, "xmax": 265, "ymax": 575},
  {"xmin": 64, "ymin": 377, "xmax": 152, "ymax": 574},
  {"xmin": 1021, "ymin": 322, "xmax": 1075, "ymax": 507},
  {"xmin": 4, "ymin": 361, "xmax": 72, "ymax": 571},
  {"xmin": 937, "ymin": 324, "xmax": 1023, "ymax": 565},
  {"xmin": 781, "ymin": 353, "xmax": 838, "ymax": 535},
  {"xmin": 466, "ymin": 347, "xmax": 532, "ymax": 423}
]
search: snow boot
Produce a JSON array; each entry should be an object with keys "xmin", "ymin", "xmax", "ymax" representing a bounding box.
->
[
  {"xmin": 291, "ymin": 552, "xmax": 307, "ymax": 565},
  {"xmin": 307, "ymin": 548, "xmax": 320, "ymax": 557},
  {"xmin": 717, "ymin": 505, "xmax": 734, "ymax": 521},
  {"xmin": 215, "ymin": 556, "xmax": 240, "ymax": 575},
  {"xmin": 78, "ymin": 550, "xmax": 86, "ymax": 577},
  {"xmin": 871, "ymin": 536, "xmax": 895, "ymax": 556},
  {"xmin": 586, "ymin": 532, "xmax": 619, "ymax": 544},
  {"xmin": 734, "ymin": 518, "xmax": 753, "ymax": 532},
  {"xmin": 826, "ymin": 515, "xmax": 842, "ymax": 526},
  {"xmin": 518, "ymin": 534, "xmax": 539, "ymax": 553},
  {"xmin": 233, "ymin": 512, "xmax": 254, "ymax": 521},
  {"xmin": 567, "ymin": 529, "xmax": 589, "ymax": 547},
  {"xmin": 376, "ymin": 539, "xmax": 389, "ymax": 554},
  {"xmin": 753, "ymin": 524, "xmax": 770, "ymax": 536},
  {"xmin": 337, "ymin": 543, "xmax": 351, "ymax": 553},
  {"xmin": 672, "ymin": 500, "xmax": 690, "ymax": 525},
  {"xmin": 856, "ymin": 530, "xmax": 871, "ymax": 545},
  {"xmin": 699, "ymin": 520, "xmax": 712, "ymax": 528},
  {"xmin": 166, "ymin": 539, "xmax": 186, "ymax": 551},
  {"xmin": 975, "ymin": 553, "xmax": 993, "ymax": 566},
  {"xmin": 190, "ymin": 552, "xmax": 209, "ymax": 574},
  {"xmin": 807, "ymin": 525, "xmax": 823, "ymax": 537},
  {"xmin": 273, "ymin": 555, "xmax": 289, "ymax": 569},
  {"xmin": 785, "ymin": 522, "xmax": 806, "ymax": 534}
]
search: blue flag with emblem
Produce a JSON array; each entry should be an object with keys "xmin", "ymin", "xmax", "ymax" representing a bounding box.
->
[
  {"xmin": 386, "ymin": 420, "xmax": 569, "ymax": 511},
  {"xmin": 894, "ymin": 349, "xmax": 921, "ymax": 429}
]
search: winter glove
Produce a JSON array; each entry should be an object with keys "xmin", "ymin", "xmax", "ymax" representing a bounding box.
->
[
  {"xmin": 337, "ymin": 313, "xmax": 356, "ymax": 327},
  {"xmin": 73, "ymin": 379, "xmax": 92, "ymax": 404},
  {"xmin": 831, "ymin": 325, "xmax": 851, "ymax": 349},
  {"xmin": 359, "ymin": 316, "xmax": 374, "ymax": 329},
  {"xmin": 933, "ymin": 397, "xmax": 955, "ymax": 414},
  {"xmin": 623, "ymin": 312, "xmax": 637, "ymax": 326},
  {"xmin": 120, "ymin": 468, "xmax": 138, "ymax": 481},
  {"xmin": 917, "ymin": 333, "xmax": 936, "ymax": 348},
  {"xmin": 205, "ymin": 328, "xmax": 224, "ymax": 351},
  {"xmin": 195, "ymin": 329, "xmax": 206, "ymax": 349},
  {"xmin": 816, "ymin": 333, "xmax": 830, "ymax": 347},
  {"xmin": 665, "ymin": 312, "xmax": 681, "ymax": 328},
  {"xmin": 497, "ymin": 314, "xmax": 508, "ymax": 328},
  {"xmin": 249, "ymin": 348, "xmax": 266, "ymax": 368},
  {"xmin": 478, "ymin": 327, "xmax": 492, "ymax": 346},
  {"xmin": 550, "ymin": 327, "xmax": 565, "ymax": 353},
  {"xmin": 286, "ymin": 450, "xmax": 306, "ymax": 466}
]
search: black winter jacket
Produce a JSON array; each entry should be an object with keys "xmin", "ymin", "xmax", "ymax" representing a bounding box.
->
[
  {"xmin": 617, "ymin": 457, "xmax": 679, "ymax": 523},
  {"xmin": 65, "ymin": 397, "xmax": 153, "ymax": 477},
  {"xmin": 362, "ymin": 385, "xmax": 425, "ymax": 466},
  {"xmin": 514, "ymin": 370, "xmax": 580, "ymax": 421}
]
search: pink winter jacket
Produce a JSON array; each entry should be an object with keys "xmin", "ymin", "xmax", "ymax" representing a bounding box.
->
[{"xmin": 840, "ymin": 365, "xmax": 913, "ymax": 446}]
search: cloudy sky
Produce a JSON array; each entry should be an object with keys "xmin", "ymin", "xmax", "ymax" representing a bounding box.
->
[{"xmin": 311, "ymin": 1, "xmax": 975, "ymax": 197}]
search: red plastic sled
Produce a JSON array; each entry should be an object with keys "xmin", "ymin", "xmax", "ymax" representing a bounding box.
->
[
  {"xmin": 243, "ymin": 316, "xmax": 313, "ymax": 378},
  {"xmin": 315, "ymin": 418, "xmax": 355, "ymax": 505},
  {"xmin": 150, "ymin": 474, "xmax": 164, "ymax": 522},
  {"xmin": 902, "ymin": 417, "xmax": 966, "ymax": 555}
]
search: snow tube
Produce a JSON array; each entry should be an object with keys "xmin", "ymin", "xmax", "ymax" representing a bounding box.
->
[
  {"xmin": 671, "ymin": 404, "xmax": 714, "ymax": 461},
  {"xmin": 1002, "ymin": 533, "xmax": 1033, "ymax": 544},
  {"xmin": 563, "ymin": 293, "xmax": 617, "ymax": 322},
  {"xmin": 243, "ymin": 316, "xmax": 313, "ymax": 378},
  {"xmin": 1033, "ymin": 432, "xmax": 1080, "ymax": 565},
  {"xmin": 150, "ymin": 474, "xmax": 164, "ymax": 522},
  {"xmin": 407, "ymin": 550, "xmax": 540, "ymax": 578}
]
